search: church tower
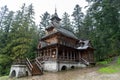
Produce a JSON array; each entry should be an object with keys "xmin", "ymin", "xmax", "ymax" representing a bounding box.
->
[{"xmin": 50, "ymin": 8, "xmax": 61, "ymax": 24}]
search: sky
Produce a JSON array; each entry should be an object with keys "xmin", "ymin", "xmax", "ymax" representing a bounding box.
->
[{"xmin": 0, "ymin": 0, "xmax": 88, "ymax": 24}]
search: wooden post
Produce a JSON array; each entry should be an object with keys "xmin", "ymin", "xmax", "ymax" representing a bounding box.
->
[
  {"xmin": 50, "ymin": 49, "xmax": 52, "ymax": 57},
  {"xmin": 63, "ymin": 50, "xmax": 65, "ymax": 60},
  {"xmin": 74, "ymin": 52, "xmax": 75, "ymax": 61},
  {"xmin": 56, "ymin": 48, "xmax": 58, "ymax": 60},
  {"xmin": 36, "ymin": 50, "xmax": 38, "ymax": 57},
  {"xmin": 67, "ymin": 50, "xmax": 69, "ymax": 60},
  {"xmin": 47, "ymin": 49, "xmax": 49, "ymax": 56},
  {"xmin": 79, "ymin": 52, "xmax": 81, "ymax": 61},
  {"xmin": 70, "ymin": 51, "xmax": 72, "ymax": 61},
  {"xmin": 43, "ymin": 50, "xmax": 45, "ymax": 56}
]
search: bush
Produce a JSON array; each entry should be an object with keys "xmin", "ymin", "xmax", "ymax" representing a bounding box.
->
[
  {"xmin": 117, "ymin": 57, "xmax": 120, "ymax": 64},
  {"xmin": 0, "ymin": 55, "xmax": 12, "ymax": 76},
  {"xmin": 98, "ymin": 61, "xmax": 108, "ymax": 65}
]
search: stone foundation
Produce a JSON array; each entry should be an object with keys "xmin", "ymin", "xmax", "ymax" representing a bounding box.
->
[
  {"xmin": 9, "ymin": 65, "xmax": 31, "ymax": 78},
  {"xmin": 43, "ymin": 61, "xmax": 86, "ymax": 72},
  {"xmin": 43, "ymin": 61, "xmax": 58, "ymax": 72}
]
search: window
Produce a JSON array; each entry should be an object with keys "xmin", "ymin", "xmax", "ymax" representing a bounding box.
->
[{"xmin": 52, "ymin": 50, "xmax": 56, "ymax": 58}]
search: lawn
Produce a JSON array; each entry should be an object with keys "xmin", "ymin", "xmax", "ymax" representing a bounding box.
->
[
  {"xmin": 98, "ymin": 65, "xmax": 120, "ymax": 73},
  {"xmin": 98, "ymin": 57, "xmax": 120, "ymax": 74}
]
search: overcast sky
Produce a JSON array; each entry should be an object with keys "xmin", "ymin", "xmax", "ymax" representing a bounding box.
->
[{"xmin": 0, "ymin": 0, "xmax": 88, "ymax": 24}]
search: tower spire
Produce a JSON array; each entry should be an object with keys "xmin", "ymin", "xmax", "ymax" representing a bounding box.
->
[
  {"xmin": 50, "ymin": 8, "xmax": 61, "ymax": 22},
  {"xmin": 55, "ymin": 6, "xmax": 57, "ymax": 14}
]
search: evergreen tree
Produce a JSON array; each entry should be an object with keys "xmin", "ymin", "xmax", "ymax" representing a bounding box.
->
[
  {"xmin": 39, "ymin": 11, "xmax": 50, "ymax": 38},
  {"xmin": 72, "ymin": 4, "xmax": 84, "ymax": 38},
  {"xmin": 4, "ymin": 4, "xmax": 37, "ymax": 59},
  {"xmin": 0, "ymin": 4, "xmax": 38, "ymax": 75},
  {"xmin": 0, "ymin": 6, "xmax": 14, "ymax": 76},
  {"xmin": 85, "ymin": 0, "xmax": 120, "ymax": 60},
  {"xmin": 0, "ymin": 5, "xmax": 8, "ymax": 29},
  {"xmin": 40, "ymin": 11, "xmax": 50, "ymax": 29},
  {"xmin": 61, "ymin": 12, "xmax": 73, "ymax": 32}
]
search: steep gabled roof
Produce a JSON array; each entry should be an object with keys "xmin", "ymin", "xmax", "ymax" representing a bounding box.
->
[
  {"xmin": 56, "ymin": 26, "xmax": 78, "ymax": 39},
  {"xmin": 41, "ymin": 22, "xmax": 78, "ymax": 40},
  {"xmin": 77, "ymin": 40, "xmax": 94, "ymax": 50},
  {"xmin": 41, "ymin": 10, "xmax": 78, "ymax": 40}
]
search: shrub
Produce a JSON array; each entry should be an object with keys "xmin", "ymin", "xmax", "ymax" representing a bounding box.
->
[
  {"xmin": 98, "ymin": 61, "xmax": 108, "ymax": 65},
  {"xmin": 0, "ymin": 55, "xmax": 12, "ymax": 76},
  {"xmin": 117, "ymin": 57, "xmax": 120, "ymax": 64}
]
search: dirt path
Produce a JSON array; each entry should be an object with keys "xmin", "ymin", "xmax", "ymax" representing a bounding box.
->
[{"xmin": 9, "ymin": 66, "xmax": 120, "ymax": 80}]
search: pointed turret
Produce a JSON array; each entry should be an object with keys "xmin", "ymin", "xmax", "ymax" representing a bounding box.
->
[{"xmin": 50, "ymin": 8, "xmax": 61, "ymax": 23}]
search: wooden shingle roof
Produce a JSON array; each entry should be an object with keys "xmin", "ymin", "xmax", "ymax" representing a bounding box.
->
[{"xmin": 42, "ymin": 22, "xmax": 78, "ymax": 40}]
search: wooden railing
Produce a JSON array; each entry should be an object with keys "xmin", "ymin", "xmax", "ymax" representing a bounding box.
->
[
  {"xmin": 26, "ymin": 58, "xmax": 33, "ymax": 71},
  {"xmin": 80, "ymin": 58, "xmax": 89, "ymax": 65},
  {"xmin": 35, "ymin": 58, "xmax": 43, "ymax": 71},
  {"xmin": 37, "ymin": 56, "xmax": 55, "ymax": 61},
  {"xmin": 13, "ymin": 59, "xmax": 26, "ymax": 65}
]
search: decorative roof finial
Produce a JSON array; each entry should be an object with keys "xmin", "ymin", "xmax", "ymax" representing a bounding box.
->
[
  {"xmin": 55, "ymin": 5, "xmax": 57, "ymax": 14},
  {"xmin": 50, "ymin": 6, "xmax": 61, "ymax": 21}
]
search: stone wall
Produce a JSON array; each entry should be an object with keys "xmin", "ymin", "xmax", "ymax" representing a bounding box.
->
[
  {"xmin": 9, "ymin": 65, "xmax": 31, "ymax": 78},
  {"xmin": 43, "ymin": 61, "xmax": 86, "ymax": 72},
  {"xmin": 43, "ymin": 61, "xmax": 58, "ymax": 72}
]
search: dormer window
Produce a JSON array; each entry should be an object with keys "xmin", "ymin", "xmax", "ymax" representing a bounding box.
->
[{"xmin": 80, "ymin": 42, "xmax": 84, "ymax": 47}]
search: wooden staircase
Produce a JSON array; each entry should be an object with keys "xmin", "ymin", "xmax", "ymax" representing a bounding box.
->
[
  {"xmin": 32, "ymin": 63, "xmax": 42, "ymax": 75},
  {"xmin": 80, "ymin": 58, "xmax": 89, "ymax": 66},
  {"xmin": 26, "ymin": 58, "xmax": 43, "ymax": 76}
]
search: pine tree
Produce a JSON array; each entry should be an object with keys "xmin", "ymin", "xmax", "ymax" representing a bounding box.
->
[
  {"xmin": 40, "ymin": 11, "xmax": 50, "ymax": 29},
  {"xmin": 61, "ymin": 12, "xmax": 73, "ymax": 32},
  {"xmin": 0, "ymin": 6, "xmax": 14, "ymax": 76},
  {"xmin": 4, "ymin": 4, "xmax": 37, "ymax": 60},
  {"xmin": 0, "ymin": 5, "xmax": 8, "ymax": 29},
  {"xmin": 39, "ymin": 11, "xmax": 50, "ymax": 38},
  {"xmin": 72, "ymin": 4, "xmax": 84, "ymax": 38},
  {"xmin": 85, "ymin": 0, "xmax": 120, "ymax": 60}
]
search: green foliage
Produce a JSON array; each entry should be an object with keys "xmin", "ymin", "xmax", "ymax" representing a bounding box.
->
[
  {"xmin": 98, "ymin": 58, "xmax": 120, "ymax": 74},
  {"xmin": 97, "ymin": 58, "xmax": 112, "ymax": 65},
  {"xmin": 61, "ymin": 12, "xmax": 73, "ymax": 32},
  {"xmin": 98, "ymin": 61, "xmax": 108, "ymax": 65},
  {"xmin": 98, "ymin": 64, "xmax": 120, "ymax": 74},
  {"xmin": 85, "ymin": 0, "xmax": 120, "ymax": 60},
  {"xmin": 39, "ymin": 11, "xmax": 50, "ymax": 38},
  {"xmin": 72, "ymin": 4, "xmax": 84, "ymax": 38},
  {"xmin": 0, "ymin": 76, "xmax": 9, "ymax": 80},
  {"xmin": 40, "ymin": 11, "xmax": 50, "ymax": 28},
  {"xmin": 98, "ymin": 67, "xmax": 118, "ymax": 74},
  {"xmin": 0, "ymin": 4, "xmax": 38, "ymax": 76},
  {"xmin": 117, "ymin": 57, "xmax": 120, "ymax": 64},
  {"xmin": 0, "ymin": 55, "xmax": 12, "ymax": 76}
]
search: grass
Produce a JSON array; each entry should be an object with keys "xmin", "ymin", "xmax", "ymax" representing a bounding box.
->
[
  {"xmin": 98, "ymin": 56, "xmax": 120, "ymax": 74},
  {"xmin": 0, "ymin": 76, "xmax": 9, "ymax": 80},
  {"xmin": 117, "ymin": 56, "xmax": 120, "ymax": 64},
  {"xmin": 98, "ymin": 66, "xmax": 119, "ymax": 73},
  {"xmin": 98, "ymin": 60, "xmax": 108, "ymax": 65}
]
